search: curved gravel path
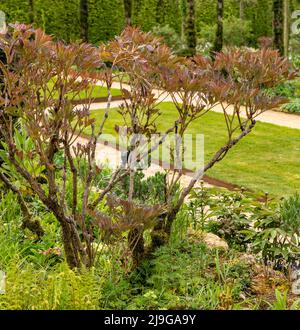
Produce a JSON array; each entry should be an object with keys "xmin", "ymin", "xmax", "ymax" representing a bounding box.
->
[{"xmin": 91, "ymin": 81, "xmax": 300, "ymax": 130}]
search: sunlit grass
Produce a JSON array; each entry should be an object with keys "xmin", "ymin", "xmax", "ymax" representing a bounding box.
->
[
  {"xmin": 47, "ymin": 79, "xmax": 121, "ymax": 100},
  {"xmin": 84, "ymin": 102, "xmax": 300, "ymax": 197}
]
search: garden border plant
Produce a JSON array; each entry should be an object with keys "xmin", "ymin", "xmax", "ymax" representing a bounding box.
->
[{"xmin": 0, "ymin": 24, "xmax": 297, "ymax": 269}]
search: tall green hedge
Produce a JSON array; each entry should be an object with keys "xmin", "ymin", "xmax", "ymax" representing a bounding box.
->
[
  {"xmin": 88, "ymin": 0, "xmax": 125, "ymax": 43},
  {"xmin": 155, "ymin": 0, "xmax": 182, "ymax": 33},
  {"xmin": 132, "ymin": 0, "xmax": 181, "ymax": 32},
  {"xmin": 0, "ymin": 0, "xmax": 125, "ymax": 43},
  {"xmin": 132, "ymin": 0, "xmax": 158, "ymax": 31},
  {"xmin": 0, "ymin": 0, "xmax": 30, "ymax": 24},
  {"xmin": 34, "ymin": 0, "xmax": 80, "ymax": 42},
  {"xmin": 0, "ymin": 0, "xmax": 280, "ymax": 47}
]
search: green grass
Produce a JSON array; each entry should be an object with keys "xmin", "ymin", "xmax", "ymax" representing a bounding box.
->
[
  {"xmin": 85, "ymin": 102, "xmax": 300, "ymax": 197},
  {"xmin": 48, "ymin": 81, "xmax": 121, "ymax": 100},
  {"xmin": 71, "ymin": 85, "xmax": 121, "ymax": 100}
]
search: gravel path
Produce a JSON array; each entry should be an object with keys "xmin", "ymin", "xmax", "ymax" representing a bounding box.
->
[
  {"xmin": 92, "ymin": 81, "xmax": 300, "ymax": 130},
  {"xmin": 75, "ymin": 136, "xmax": 213, "ymax": 190}
]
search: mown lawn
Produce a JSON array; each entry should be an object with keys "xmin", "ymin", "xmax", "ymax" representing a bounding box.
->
[
  {"xmin": 85, "ymin": 102, "xmax": 300, "ymax": 197},
  {"xmin": 48, "ymin": 81, "xmax": 121, "ymax": 99},
  {"xmin": 72, "ymin": 85, "xmax": 121, "ymax": 99}
]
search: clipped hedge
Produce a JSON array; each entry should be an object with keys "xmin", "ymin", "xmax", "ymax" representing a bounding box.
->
[
  {"xmin": 88, "ymin": 0, "xmax": 125, "ymax": 43},
  {"xmin": 0, "ymin": 0, "xmax": 281, "ymax": 46},
  {"xmin": 0, "ymin": 0, "xmax": 125, "ymax": 43},
  {"xmin": 0, "ymin": 0, "xmax": 30, "ymax": 24},
  {"xmin": 34, "ymin": 0, "xmax": 80, "ymax": 42}
]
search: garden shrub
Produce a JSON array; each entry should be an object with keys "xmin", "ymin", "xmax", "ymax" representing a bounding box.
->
[
  {"xmin": 154, "ymin": 0, "xmax": 182, "ymax": 34},
  {"xmin": 0, "ymin": 25, "xmax": 295, "ymax": 270},
  {"xmin": 282, "ymin": 98, "xmax": 300, "ymax": 113},
  {"xmin": 0, "ymin": 261, "xmax": 104, "ymax": 310},
  {"xmin": 244, "ymin": 0, "xmax": 273, "ymax": 46},
  {"xmin": 198, "ymin": 18, "xmax": 253, "ymax": 49},
  {"xmin": 247, "ymin": 193, "xmax": 300, "ymax": 269},
  {"xmin": 0, "ymin": 0, "xmax": 276, "ymax": 47},
  {"xmin": 152, "ymin": 24, "xmax": 184, "ymax": 54},
  {"xmin": 126, "ymin": 241, "xmax": 252, "ymax": 310}
]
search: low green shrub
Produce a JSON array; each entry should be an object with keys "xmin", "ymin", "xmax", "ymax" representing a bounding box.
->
[
  {"xmin": 126, "ymin": 242, "xmax": 253, "ymax": 310},
  {"xmin": 152, "ymin": 25, "xmax": 185, "ymax": 55},
  {"xmin": 197, "ymin": 18, "xmax": 253, "ymax": 52},
  {"xmin": 282, "ymin": 98, "xmax": 300, "ymax": 113},
  {"xmin": 0, "ymin": 261, "xmax": 104, "ymax": 310},
  {"xmin": 246, "ymin": 193, "xmax": 300, "ymax": 269}
]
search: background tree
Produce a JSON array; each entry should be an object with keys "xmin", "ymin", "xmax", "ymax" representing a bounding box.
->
[
  {"xmin": 273, "ymin": 0, "xmax": 284, "ymax": 55},
  {"xmin": 283, "ymin": 0, "xmax": 290, "ymax": 57},
  {"xmin": 124, "ymin": 0, "xmax": 132, "ymax": 25},
  {"xmin": 28, "ymin": 0, "xmax": 34, "ymax": 23},
  {"xmin": 80, "ymin": 0, "xmax": 88, "ymax": 42},
  {"xmin": 213, "ymin": 0, "xmax": 224, "ymax": 54},
  {"xmin": 185, "ymin": 0, "xmax": 197, "ymax": 56},
  {"xmin": 237, "ymin": 0, "xmax": 257, "ymax": 20}
]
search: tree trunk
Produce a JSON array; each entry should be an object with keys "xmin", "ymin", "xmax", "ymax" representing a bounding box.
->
[
  {"xmin": 213, "ymin": 0, "xmax": 224, "ymax": 54},
  {"xmin": 283, "ymin": 0, "xmax": 290, "ymax": 57},
  {"xmin": 181, "ymin": 0, "xmax": 187, "ymax": 42},
  {"xmin": 61, "ymin": 220, "xmax": 82, "ymax": 269},
  {"xmin": 80, "ymin": 0, "xmax": 88, "ymax": 42},
  {"xmin": 240, "ymin": 0, "xmax": 245, "ymax": 20},
  {"xmin": 273, "ymin": 0, "xmax": 284, "ymax": 55},
  {"xmin": 185, "ymin": 0, "xmax": 197, "ymax": 56},
  {"xmin": 28, "ymin": 0, "xmax": 34, "ymax": 24},
  {"xmin": 124, "ymin": 0, "xmax": 132, "ymax": 26},
  {"xmin": 128, "ymin": 228, "xmax": 145, "ymax": 268},
  {"xmin": 150, "ymin": 216, "xmax": 168, "ymax": 251}
]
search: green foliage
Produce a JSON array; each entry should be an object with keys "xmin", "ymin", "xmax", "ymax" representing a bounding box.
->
[
  {"xmin": 0, "ymin": 262, "xmax": 104, "ymax": 310},
  {"xmin": 152, "ymin": 24, "xmax": 184, "ymax": 54},
  {"xmin": 132, "ymin": 0, "xmax": 157, "ymax": 31},
  {"xmin": 34, "ymin": 0, "xmax": 80, "ymax": 42},
  {"xmin": 111, "ymin": 171, "xmax": 178, "ymax": 205},
  {"xmin": 282, "ymin": 98, "xmax": 300, "ymax": 113},
  {"xmin": 87, "ymin": 0, "xmax": 125, "ymax": 43},
  {"xmin": 198, "ymin": 18, "xmax": 253, "ymax": 49},
  {"xmin": 0, "ymin": 0, "xmax": 30, "ymax": 23},
  {"xmin": 187, "ymin": 187, "xmax": 300, "ymax": 269},
  {"xmin": 195, "ymin": 0, "xmax": 216, "ymax": 27},
  {"xmin": 272, "ymin": 81, "xmax": 296, "ymax": 98},
  {"xmin": 268, "ymin": 289, "xmax": 300, "ymax": 310},
  {"xmin": 246, "ymin": 194, "xmax": 300, "ymax": 268},
  {"xmin": 187, "ymin": 188, "xmax": 256, "ymax": 250},
  {"xmin": 0, "ymin": 124, "xmax": 46, "ymax": 186},
  {"xmin": 244, "ymin": 0, "xmax": 273, "ymax": 46},
  {"xmin": 2, "ymin": 180, "xmax": 300, "ymax": 310},
  {"xmin": 0, "ymin": 0, "xmax": 125, "ymax": 43},
  {"xmin": 132, "ymin": 0, "xmax": 181, "ymax": 33},
  {"xmin": 126, "ymin": 242, "xmax": 253, "ymax": 309},
  {"xmin": 0, "ymin": 0, "xmax": 278, "ymax": 47},
  {"xmin": 155, "ymin": 0, "xmax": 182, "ymax": 34},
  {"xmin": 222, "ymin": 18, "xmax": 253, "ymax": 46}
]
